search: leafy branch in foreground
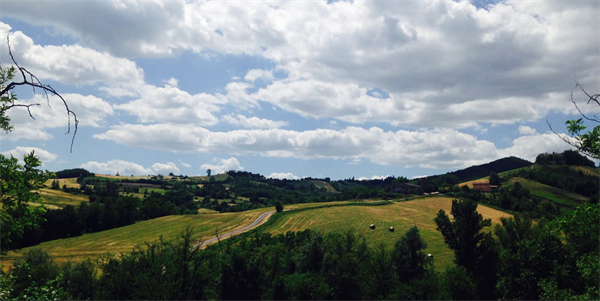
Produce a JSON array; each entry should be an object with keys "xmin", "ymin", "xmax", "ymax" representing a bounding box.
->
[{"xmin": 549, "ymin": 82, "xmax": 599, "ymax": 160}]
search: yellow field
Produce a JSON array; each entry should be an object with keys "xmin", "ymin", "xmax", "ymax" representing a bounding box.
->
[
  {"xmin": 459, "ymin": 177, "xmax": 487, "ymax": 188},
  {"xmin": 38, "ymin": 188, "xmax": 89, "ymax": 208},
  {"xmin": 261, "ymin": 197, "xmax": 511, "ymax": 270},
  {"xmin": 44, "ymin": 177, "xmax": 80, "ymax": 189}
]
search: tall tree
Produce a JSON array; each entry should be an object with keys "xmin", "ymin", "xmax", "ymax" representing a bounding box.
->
[
  {"xmin": 391, "ymin": 226, "xmax": 430, "ymax": 283},
  {"xmin": 434, "ymin": 199, "xmax": 499, "ymax": 299}
]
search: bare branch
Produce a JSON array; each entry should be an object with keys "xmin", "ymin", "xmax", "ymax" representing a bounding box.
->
[{"xmin": 2, "ymin": 33, "xmax": 78, "ymax": 152}]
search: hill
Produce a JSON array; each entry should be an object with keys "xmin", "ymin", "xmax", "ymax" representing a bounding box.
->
[
  {"xmin": 446, "ymin": 156, "xmax": 533, "ymax": 182},
  {"xmin": 260, "ymin": 196, "xmax": 511, "ymax": 270}
]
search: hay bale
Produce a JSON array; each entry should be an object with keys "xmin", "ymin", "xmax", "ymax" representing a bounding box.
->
[
  {"xmin": 427, "ymin": 253, "xmax": 433, "ymax": 258},
  {"xmin": 389, "ymin": 227, "xmax": 394, "ymax": 232},
  {"xmin": 370, "ymin": 224, "xmax": 376, "ymax": 229}
]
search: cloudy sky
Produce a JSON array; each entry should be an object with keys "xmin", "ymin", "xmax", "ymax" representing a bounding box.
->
[{"xmin": 0, "ymin": 0, "xmax": 598, "ymax": 180}]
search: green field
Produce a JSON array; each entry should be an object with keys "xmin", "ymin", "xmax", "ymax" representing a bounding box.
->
[
  {"xmin": 261, "ymin": 197, "xmax": 512, "ymax": 270},
  {"xmin": 507, "ymin": 177, "xmax": 588, "ymax": 208},
  {"xmin": 0, "ymin": 201, "xmax": 354, "ymax": 268}
]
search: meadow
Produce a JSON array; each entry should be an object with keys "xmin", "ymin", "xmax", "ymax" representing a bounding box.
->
[
  {"xmin": 260, "ymin": 196, "xmax": 511, "ymax": 270},
  {"xmin": 0, "ymin": 201, "xmax": 355, "ymax": 268},
  {"xmin": 507, "ymin": 177, "xmax": 588, "ymax": 208}
]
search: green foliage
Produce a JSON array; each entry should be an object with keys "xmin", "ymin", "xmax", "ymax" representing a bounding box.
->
[
  {"xmin": 566, "ymin": 118, "xmax": 600, "ymax": 160},
  {"xmin": 489, "ymin": 171, "xmax": 501, "ymax": 185},
  {"xmin": 0, "ymin": 63, "xmax": 17, "ymax": 132},
  {"xmin": 275, "ymin": 201, "xmax": 284, "ymax": 212},
  {"xmin": 1, "ymin": 152, "xmax": 51, "ymax": 252},
  {"xmin": 391, "ymin": 226, "xmax": 430, "ymax": 283},
  {"xmin": 434, "ymin": 199, "xmax": 499, "ymax": 299}
]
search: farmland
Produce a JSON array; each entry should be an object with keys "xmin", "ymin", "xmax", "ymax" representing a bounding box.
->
[
  {"xmin": 261, "ymin": 196, "xmax": 511, "ymax": 270},
  {"xmin": 1, "ymin": 201, "xmax": 361, "ymax": 268}
]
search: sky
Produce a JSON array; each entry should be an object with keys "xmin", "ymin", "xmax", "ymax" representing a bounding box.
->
[{"xmin": 0, "ymin": 0, "xmax": 598, "ymax": 180}]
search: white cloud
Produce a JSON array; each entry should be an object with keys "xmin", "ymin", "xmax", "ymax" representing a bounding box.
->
[
  {"xmin": 151, "ymin": 162, "xmax": 180, "ymax": 175},
  {"xmin": 115, "ymin": 83, "xmax": 223, "ymax": 126},
  {"xmin": 179, "ymin": 160, "xmax": 191, "ymax": 168},
  {"xmin": 3, "ymin": 1, "xmax": 597, "ymax": 128},
  {"xmin": 93, "ymin": 123, "xmax": 505, "ymax": 169},
  {"xmin": 1, "ymin": 146, "xmax": 58, "ymax": 165},
  {"xmin": 518, "ymin": 125, "xmax": 539, "ymax": 136},
  {"xmin": 81, "ymin": 159, "xmax": 152, "ymax": 175},
  {"xmin": 200, "ymin": 157, "xmax": 243, "ymax": 174},
  {"xmin": 2, "ymin": 93, "xmax": 113, "ymax": 141},
  {"xmin": 0, "ymin": 23, "xmax": 144, "ymax": 89},
  {"xmin": 357, "ymin": 175, "xmax": 389, "ymax": 181},
  {"xmin": 244, "ymin": 69, "xmax": 274, "ymax": 82},
  {"xmin": 267, "ymin": 172, "xmax": 299, "ymax": 180},
  {"xmin": 222, "ymin": 114, "xmax": 288, "ymax": 129},
  {"xmin": 499, "ymin": 132, "xmax": 575, "ymax": 162}
]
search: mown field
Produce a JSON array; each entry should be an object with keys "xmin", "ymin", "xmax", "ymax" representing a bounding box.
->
[
  {"xmin": 507, "ymin": 177, "xmax": 588, "ymax": 208},
  {"xmin": 37, "ymin": 188, "xmax": 89, "ymax": 208},
  {"xmin": 261, "ymin": 197, "xmax": 511, "ymax": 270},
  {"xmin": 0, "ymin": 201, "xmax": 354, "ymax": 268}
]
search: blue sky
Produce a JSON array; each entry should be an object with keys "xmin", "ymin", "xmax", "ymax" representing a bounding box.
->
[{"xmin": 0, "ymin": 0, "xmax": 598, "ymax": 180}]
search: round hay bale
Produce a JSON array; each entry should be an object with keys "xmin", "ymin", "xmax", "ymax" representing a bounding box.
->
[
  {"xmin": 427, "ymin": 253, "xmax": 433, "ymax": 258},
  {"xmin": 370, "ymin": 224, "xmax": 376, "ymax": 229},
  {"xmin": 389, "ymin": 227, "xmax": 394, "ymax": 232}
]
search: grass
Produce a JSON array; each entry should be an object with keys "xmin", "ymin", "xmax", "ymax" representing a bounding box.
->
[
  {"xmin": 0, "ymin": 201, "xmax": 355, "ymax": 268},
  {"xmin": 507, "ymin": 177, "xmax": 588, "ymax": 208},
  {"xmin": 45, "ymin": 177, "xmax": 80, "ymax": 189},
  {"xmin": 308, "ymin": 180, "xmax": 338, "ymax": 193},
  {"xmin": 37, "ymin": 188, "xmax": 89, "ymax": 208},
  {"xmin": 260, "ymin": 197, "xmax": 511, "ymax": 271},
  {"xmin": 1, "ymin": 207, "xmax": 274, "ymax": 267},
  {"xmin": 572, "ymin": 166, "xmax": 599, "ymax": 177}
]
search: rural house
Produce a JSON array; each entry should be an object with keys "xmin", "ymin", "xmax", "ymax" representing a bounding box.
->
[{"xmin": 472, "ymin": 181, "xmax": 498, "ymax": 193}]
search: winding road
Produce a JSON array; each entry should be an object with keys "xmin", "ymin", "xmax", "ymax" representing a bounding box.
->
[{"xmin": 193, "ymin": 210, "xmax": 276, "ymax": 249}]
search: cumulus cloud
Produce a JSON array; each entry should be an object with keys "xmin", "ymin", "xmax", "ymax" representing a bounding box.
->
[
  {"xmin": 267, "ymin": 172, "xmax": 300, "ymax": 180},
  {"xmin": 94, "ymin": 123, "xmax": 553, "ymax": 169},
  {"xmin": 81, "ymin": 159, "xmax": 152, "ymax": 175},
  {"xmin": 3, "ymin": 1, "xmax": 598, "ymax": 128},
  {"xmin": 0, "ymin": 23, "xmax": 144, "ymax": 89},
  {"xmin": 179, "ymin": 160, "xmax": 191, "ymax": 168},
  {"xmin": 244, "ymin": 69, "xmax": 274, "ymax": 82},
  {"xmin": 499, "ymin": 132, "xmax": 575, "ymax": 162},
  {"xmin": 222, "ymin": 114, "xmax": 288, "ymax": 129},
  {"xmin": 151, "ymin": 162, "xmax": 180, "ymax": 175},
  {"xmin": 115, "ymin": 83, "xmax": 223, "ymax": 126},
  {"xmin": 357, "ymin": 175, "xmax": 390, "ymax": 181},
  {"xmin": 518, "ymin": 125, "xmax": 539, "ymax": 136},
  {"xmin": 200, "ymin": 157, "xmax": 243, "ymax": 174},
  {"xmin": 1, "ymin": 146, "xmax": 58, "ymax": 164},
  {"xmin": 1, "ymin": 93, "xmax": 113, "ymax": 141}
]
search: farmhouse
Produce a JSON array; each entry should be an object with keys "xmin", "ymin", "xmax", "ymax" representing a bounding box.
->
[
  {"xmin": 390, "ymin": 182, "xmax": 424, "ymax": 195},
  {"xmin": 472, "ymin": 181, "xmax": 498, "ymax": 193}
]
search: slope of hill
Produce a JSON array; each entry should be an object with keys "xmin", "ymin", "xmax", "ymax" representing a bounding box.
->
[
  {"xmin": 506, "ymin": 177, "xmax": 588, "ymax": 208},
  {"xmin": 261, "ymin": 197, "xmax": 511, "ymax": 270},
  {"xmin": 448, "ymin": 156, "xmax": 533, "ymax": 182}
]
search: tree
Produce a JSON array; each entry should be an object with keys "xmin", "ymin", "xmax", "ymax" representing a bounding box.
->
[
  {"xmin": 275, "ymin": 201, "xmax": 284, "ymax": 213},
  {"xmin": 391, "ymin": 226, "xmax": 430, "ymax": 283},
  {"xmin": 550, "ymin": 83, "xmax": 599, "ymax": 159},
  {"xmin": 489, "ymin": 171, "xmax": 501, "ymax": 186},
  {"xmin": 206, "ymin": 169, "xmax": 212, "ymax": 177},
  {"xmin": 434, "ymin": 199, "xmax": 499, "ymax": 299},
  {"xmin": 1, "ymin": 33, "xmax": 77, "ymax": 252}
]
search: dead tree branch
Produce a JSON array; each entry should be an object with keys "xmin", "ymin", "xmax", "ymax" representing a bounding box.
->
[{"xmin": 1, "ymin": 33, "xmax": 78, "ymax": 152}]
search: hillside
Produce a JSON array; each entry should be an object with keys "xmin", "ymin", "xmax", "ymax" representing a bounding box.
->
[
  {"xmin": 261, "ymin": 196, "xmax": 511, "ymax": 270},
  {"xmin": 446, "ymin": 156, "xmax": 533, "ymax": 182},
  {"xmin": 0, "ymin": 201, "xmax": 355, "ymax": 268}
]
